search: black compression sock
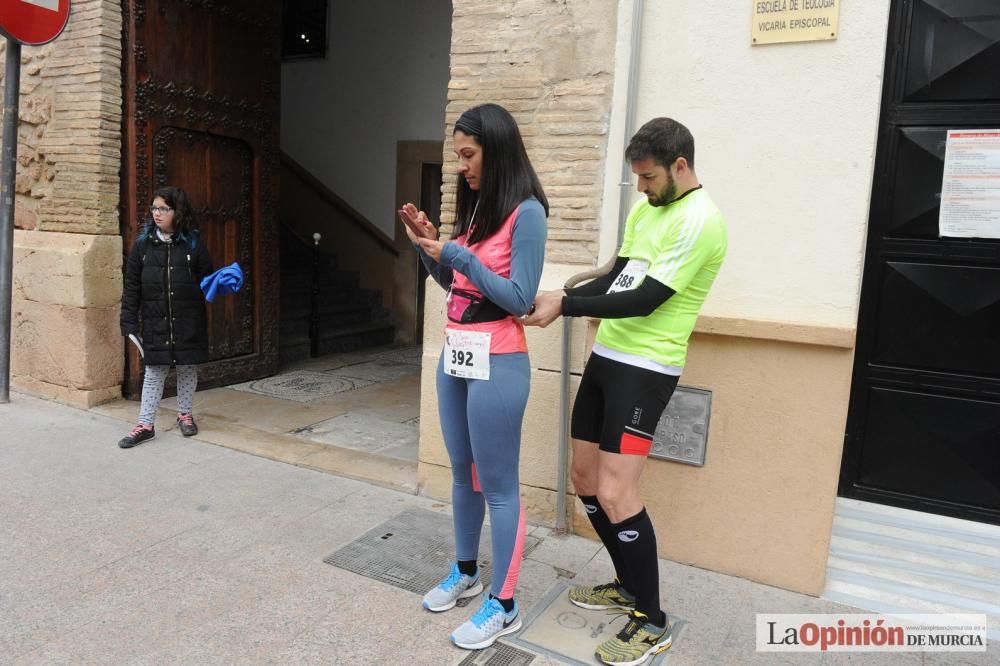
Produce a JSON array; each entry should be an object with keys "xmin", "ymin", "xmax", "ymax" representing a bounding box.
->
[
  {"xmin": 457, "ymin": 559, "xmax": 477, "ymax": 576},
  {"xmin": 580, "ymin": 495, "xmax": 633, "ymax": 593},
  {"xmin": 612, "ymin": 507, "xmax": 665, "ymax": 627}
]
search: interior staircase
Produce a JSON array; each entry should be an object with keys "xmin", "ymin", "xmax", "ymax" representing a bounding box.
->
[
  {"xmin": 278, "ymin": 225, "xmax": 394, "ymax": 364},
  {"xmin": 823, "ymin": 497, "xmax": 1000, "ymax": 641}
]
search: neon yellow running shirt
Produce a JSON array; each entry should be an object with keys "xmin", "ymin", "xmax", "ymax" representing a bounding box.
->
[{"xmin": 595, "ymin": 188, "xmax": 727, "ymax": 368}]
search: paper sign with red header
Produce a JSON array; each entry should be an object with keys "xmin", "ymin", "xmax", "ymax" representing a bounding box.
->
[{"xmin": 0, "ymin": 0, "xmax": 70, "ymax": 46}]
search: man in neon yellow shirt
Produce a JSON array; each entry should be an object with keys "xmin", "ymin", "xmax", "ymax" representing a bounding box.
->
[{"xmin": 526, "ymin": 117, "xmax": 727, "ymax": 666}]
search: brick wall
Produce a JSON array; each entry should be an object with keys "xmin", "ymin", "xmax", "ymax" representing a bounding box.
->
[
  {"xmin": 0, "ymin": 0, "xmax": 123, "ymax": 235},
  {"xmin": 2, "ymin": 0, "xmax": 125, "ymax": 407},
  {"xmin": 442, "ymin": 0, "xmax": 619, "ymax": 265}
]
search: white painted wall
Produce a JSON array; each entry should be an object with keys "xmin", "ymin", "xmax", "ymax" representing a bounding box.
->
[
  {"xmin": 281, "ymin": 0, "xmax": 452, "ymax": 236},
  {"xmin": 602, "ymin": 1, "xmax": 891, "ymax": 328}
]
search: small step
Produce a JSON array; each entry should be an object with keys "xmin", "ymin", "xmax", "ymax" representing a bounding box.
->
[
  {"xmin": 280, "ymin": 321, "xmax": 395, "ymax": 358},
  {"xmin": 318, "ymin": 321, "xmax": 394, "ymax": 355},
  {"xmin": 278, "ymin": 339, "xmax": 311, "ymax": 365},
  {"xmin": 829, "ymin": 531, "xmax": 1000, "ymax": 582},
  {"xmin": 823, "ymin": 588, "xmax": 1000, "ymax": 643},
  {"xmin": 281, "ymin": 269, "xmax": 360, "ymax": 294},
  {"xmin": 279, "ymin": 318, "xmax": 309, "ymax": 339},
  {"xmin": 280, "ymin": 290, "xmax": 382, "ymax": 322},
  {"xmin": 281, "ymin": 309, "xmax": 378, "ymax": 333},
  {"xmin": 835, "ymin": 501, "xmax": 1000, "ymax": 557},
  {"xmin": 824, "ymin": 575, "xmax": 1000, "ymax": 641},
  {"xmin": 826, "ymin": 553, "xmax": 1000, "ymax": 609},
  {"xmin": 279, "ymin": 225, "xmax": 395, "ymax": 360},
  {"xmin": 824, "ymin": 498, "xmax": 1000, "ymax": 641}
]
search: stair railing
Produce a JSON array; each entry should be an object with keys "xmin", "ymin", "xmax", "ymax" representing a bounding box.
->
[
  {"xmin": 310, "ymin": 232, "xmax": 322, "ymax": 358},
  {"xmin": 554, "ymin": 254, "xmax": 620, "ymax": 533}
]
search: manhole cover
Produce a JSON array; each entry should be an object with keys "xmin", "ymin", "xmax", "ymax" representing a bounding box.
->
[
  {"xmin": 324, "ymin": 507, "xmax": 539, "ymax": 598},
  {"xmin": 229, "ymin": 370, "xmax": 374, "ymax": 402}
]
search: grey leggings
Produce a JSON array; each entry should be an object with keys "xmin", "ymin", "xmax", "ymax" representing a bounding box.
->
[
  {"xmin": 436, "ymin": 351, "xmax": 530, "ymax": 599},
  {"xmin": 139, "ymin": 364, "xmax": 198, "ymax": 425}
]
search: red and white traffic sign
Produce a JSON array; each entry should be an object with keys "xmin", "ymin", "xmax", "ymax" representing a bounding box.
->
[{"xmin": 0, "ymin": 0, "xmax": 70, "ymax": 46}]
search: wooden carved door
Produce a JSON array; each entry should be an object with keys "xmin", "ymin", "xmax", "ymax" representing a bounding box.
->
[{"xmin": 121, "ymin": 0, "xmax": 280, "ymax": 397}]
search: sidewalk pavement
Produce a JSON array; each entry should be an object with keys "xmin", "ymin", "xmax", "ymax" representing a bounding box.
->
[{"xmin": 1, "ymin": 394, "xmax": 995, "ymax": 665}]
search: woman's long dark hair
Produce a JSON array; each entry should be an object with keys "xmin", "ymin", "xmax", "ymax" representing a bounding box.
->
[
  {"xmin": 151, "ymin": 185, "xmax": 198, "ymax": 239},
  {"xmin": 453, "ymin": 104, "xmax": 548, "ymax": 245}
]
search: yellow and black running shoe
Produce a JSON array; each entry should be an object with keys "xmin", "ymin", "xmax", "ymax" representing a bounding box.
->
[
  {"xmin": 568, "ymin": 579, "xmax": 636, "ymax": 610},
  {"xmin": 594, "ymin": 610, "xmax": 672, "ymax": 666}
]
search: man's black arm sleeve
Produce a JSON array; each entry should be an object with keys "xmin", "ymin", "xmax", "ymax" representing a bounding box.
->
[
  {"xmin": 562, "ymin": 276, "xmax": 675, "ymax": 319},
  {"xmin": 563, "ymin": 256, "xmax": 628, "ymax": 298}
]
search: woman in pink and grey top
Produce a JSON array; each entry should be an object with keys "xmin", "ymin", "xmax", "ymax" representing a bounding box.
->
[{"xmin": 400, "ymin": 103, "xmax": 547, "ymax": 650}]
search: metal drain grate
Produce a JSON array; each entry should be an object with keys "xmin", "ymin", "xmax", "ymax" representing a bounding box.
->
[
  {"xmin": 456, "ymin": 643, "xmax": 536, "ymax": 666},
  {"xmin": 324, "ymin": 507, "xmax": 539, "ymax": 597}
]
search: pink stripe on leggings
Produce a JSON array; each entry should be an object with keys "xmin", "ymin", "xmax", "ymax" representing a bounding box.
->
[
  {"xmin": 471, "ymin": 463, "xmax": 482, "ymax": 493},
  {"xmin": 499, "ymin": 504, "xmax": 526, "ymax": 599}
]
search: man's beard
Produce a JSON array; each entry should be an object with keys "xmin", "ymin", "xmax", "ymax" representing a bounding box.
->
[{"xmin": 647, "ymin": 176, "xmax": 677, "ymax": 207}]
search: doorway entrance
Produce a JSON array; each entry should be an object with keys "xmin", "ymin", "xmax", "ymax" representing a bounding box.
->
[
  {"xmin": 119, "ymin": 0, "xmax": 452, "ymax": 480},
  {"xmin": 840, "ymin": 0, "xmax": 1000, "ymax": 524},
  {"xmin": 120, "ymin": 0, "xmax": 282, "ymax": 397}
]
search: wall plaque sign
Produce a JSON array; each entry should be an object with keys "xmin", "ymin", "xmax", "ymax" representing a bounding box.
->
[
  {"xmin": 650, "ymin": 385, "xmax": 712, "ymax": 467},
  {"xmin": 752, "ymin": 0, "xmax": 840, "ymax": 46}
]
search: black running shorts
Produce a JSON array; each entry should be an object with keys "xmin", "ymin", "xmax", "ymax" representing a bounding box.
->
[{"xmin": 570, "ymin": 352, "xmax": 679, "ymax": 455}]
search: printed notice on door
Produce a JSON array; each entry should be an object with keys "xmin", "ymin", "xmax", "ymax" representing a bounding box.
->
[{"xmin": 939, "ymin": 130, "xmax": 1000, "ymax": 239}]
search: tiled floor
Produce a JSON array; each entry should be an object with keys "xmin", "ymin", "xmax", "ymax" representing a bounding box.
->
[
  {"xmin": 213, "ymin": 345, "xmax": 421, "ymax": 459},
  {"xmin": 96, "ymin": 345, "xmax": 423, "ymax": 489}
]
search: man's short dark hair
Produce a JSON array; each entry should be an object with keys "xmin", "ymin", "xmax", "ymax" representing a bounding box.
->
[{"xmin": 625, "ymin": 117, "xmax": 695, "ymax": 170}]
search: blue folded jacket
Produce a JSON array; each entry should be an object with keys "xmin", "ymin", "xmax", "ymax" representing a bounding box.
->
[{"xmin": 200, "ymin": 262, "xmax": 244, "ymax": 302}]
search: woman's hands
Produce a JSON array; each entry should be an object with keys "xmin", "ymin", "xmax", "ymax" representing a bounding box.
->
[
  {"xmin": 399, "ymin": 203, "xmax": 438, "ymax": 242},
  {"xmin": 399, "ymin": 203, "xmax": 446, "ymax": 261},
  {"xmin": 416, "ymin": 237, "xmax": 446, "ymax": 261},
  {"xmin": 522, "ymin": 289, "xmax": 564, "ymax": 327}
]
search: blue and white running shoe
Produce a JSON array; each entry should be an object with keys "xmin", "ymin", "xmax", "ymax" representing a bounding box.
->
[
  {"xmin": 451, "ymin": 596, "xmax": 521, "ymax": 650},
  {"xmin": 422, "ymin": 563, "xmax": 483, "ymax": 612}
]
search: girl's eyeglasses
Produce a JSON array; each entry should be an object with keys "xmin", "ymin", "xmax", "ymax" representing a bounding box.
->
[{"xmin": 150, "ymin": 206, "xmax": 173, "ymax": 214}]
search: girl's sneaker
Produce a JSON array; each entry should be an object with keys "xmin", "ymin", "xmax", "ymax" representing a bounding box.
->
[
  {"xmin": 176, "ymin": 412, "xmax": 198, "ymax": 436},
  {"xmin": 118, "ymin": 424, "xmax": 155, "ymax": 449},
  {"xmin": 451, "ymin": 596, "xmax": 521, "ymax": 650},
  {"xmin": 422, "ymin": 563, "xmax": 483, "ymax": 612}
]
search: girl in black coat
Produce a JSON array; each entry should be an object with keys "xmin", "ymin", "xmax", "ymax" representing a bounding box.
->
[{"xmin": 118, "ymin": 186, "xmax": 213, "ymax": 448}]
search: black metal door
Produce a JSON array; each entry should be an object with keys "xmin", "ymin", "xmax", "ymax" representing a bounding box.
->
[{"xmin": 840, "ymin": 0, "xmax": 1000, "ymax": 524}]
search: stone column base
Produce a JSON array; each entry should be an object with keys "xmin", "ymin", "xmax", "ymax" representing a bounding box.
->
[
  {"xmin": 11, "ymin": 230, "xmax": 124, "ymax": 407},
  {"xmin": 12, "ymin": 376, "xmax": 121, "ymax": 409}
]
